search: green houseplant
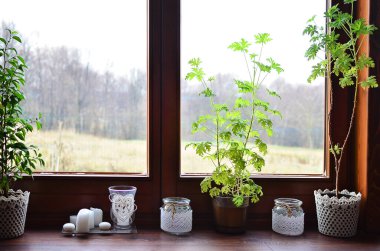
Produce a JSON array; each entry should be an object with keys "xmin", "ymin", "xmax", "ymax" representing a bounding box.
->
[
  {"xmin": 303, "ymin": 0, "xmax": 378, "ymax": 237},
  {"xmin": 0, "ymin": 29, "xmax": 44, "ymax": 239},
  {"xmin": 186, "ymin": 33, "xmax": 283, "ymax": 233}
]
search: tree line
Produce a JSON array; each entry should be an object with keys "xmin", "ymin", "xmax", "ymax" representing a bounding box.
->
[{"xmin": 16, "ymin": 36, "xmax": 323, "ymax": 149}]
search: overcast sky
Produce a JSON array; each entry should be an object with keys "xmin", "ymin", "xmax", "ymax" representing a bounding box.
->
[{"xmin": 1, "ymin": 0, "xmax": 325, "ymax": 85}]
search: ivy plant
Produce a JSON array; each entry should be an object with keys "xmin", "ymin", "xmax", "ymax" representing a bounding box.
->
[
  {"xmin": 185, "ymin": 33, "xmax": 283, "ymax": 207},
  {"xmin": 0, "ymin": 29, "xmax": 44, "ymax": 197},
  {"xmin": 303, "ymin": 0, "xmax": 378, "ymax": 197}
]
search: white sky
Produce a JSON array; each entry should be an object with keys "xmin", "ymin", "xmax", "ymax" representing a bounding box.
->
[
  {"xmin": 1, "ymin": 0, "xmax": 325, "ymax": 85},
  {"xmin": 1, "ymin": 0, "xmax": 147, "ymax": 76},
  {"xmin": 181, "ymin": 0, "xmax": 326, "ymax": 85}
]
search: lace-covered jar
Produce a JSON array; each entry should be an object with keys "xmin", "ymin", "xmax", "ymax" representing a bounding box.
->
[
  {"xmin": 272, "ymin": 198, "xmax": 304, "ymax": 236},
  {"xmin": 160, "ymin": 197, "xmax": 192, "ymax": 235}
]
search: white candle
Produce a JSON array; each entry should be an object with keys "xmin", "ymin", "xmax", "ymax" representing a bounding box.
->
[
  {"xmin": 90, "ymin": 207, "xmax": 103, "ymax": 226},
  {"xmin": 88, "ymin": 210, "xmax": 95, "ymax": 229},
  {"xmin": 76, "ymin": 209, "xmax": 90, "ymax": 233},
  {"xmin": 70, "ymin": 215, "xmax": 77, "ymax": 225}
]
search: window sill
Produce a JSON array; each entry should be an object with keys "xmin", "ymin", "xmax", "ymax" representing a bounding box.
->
[{"xmin": 1, "ymin": 229, "xmax": 379, "ymax": 251}]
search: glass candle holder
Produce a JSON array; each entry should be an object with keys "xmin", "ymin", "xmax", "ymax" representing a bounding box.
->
[
  {"xmin": 272, "ymin": 198, "xmax": 304, "ymax": 236},
  {"xmin": 108, "ymin": 186, "xmax": 137, "ymax": 229},
  {"xmin": 160, "ymin": 197, "xmax": 192, "ymax": 235}
]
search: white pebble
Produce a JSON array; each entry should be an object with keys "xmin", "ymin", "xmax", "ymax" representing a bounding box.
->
[
  {"xmin": 99, "ymin": 222, "xmax": 111, "ymax": 231},
  {"xmin": 63, "ymin": 223, "xmax": 75, "ymax": 232}
]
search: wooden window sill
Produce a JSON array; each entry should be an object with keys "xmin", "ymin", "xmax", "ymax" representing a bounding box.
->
[{"xmin": 1, "ymin": 229, "xmax": 379, "ymax": 250}]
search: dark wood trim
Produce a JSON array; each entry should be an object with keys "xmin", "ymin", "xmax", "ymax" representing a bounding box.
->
[
  {"xmin": 355, "ymin": 0, "xmax": 370, "ymax": 229},
  {"xmin": 367, "ymin": 0, "xmax": 380, "ymax": 233}
]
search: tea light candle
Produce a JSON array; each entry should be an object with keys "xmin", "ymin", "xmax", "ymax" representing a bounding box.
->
[
  {"xmin": 76, "ymin": 209, "xmax": 90, "ymax": 233},
  {"xmin": 90, "ymin": 207, "xmax": 103, "ymax": 226},
  {"xmin": 70, "ymin": 215, "xmax": 77, "ymax": 225}
]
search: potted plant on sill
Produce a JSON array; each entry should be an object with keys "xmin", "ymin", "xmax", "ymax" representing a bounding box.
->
[
  {"xmin": 185, "ymin": 33, "xmax": 283, "ymax": 233},
  {"xmin": 303, "ymin": 0, "xmax": 378, "ymax": 237},
  {"xmin": 0, "ymin": 29, "xmax": 44, "ymax": 239}
]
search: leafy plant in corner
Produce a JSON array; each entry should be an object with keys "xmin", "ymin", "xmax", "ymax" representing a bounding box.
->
[
  {"xmin": 303, "ymin": 0, "xmax": 378, "ymax": 198},
  {"xmin": 0, "ymin": 29, "xmax": 44, "ymax": 197},
  {"xmin": 185, "ymin": 33, "xmax": 283, "ymax": 207}
]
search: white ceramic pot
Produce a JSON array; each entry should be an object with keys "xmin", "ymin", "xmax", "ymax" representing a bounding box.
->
[
  {"xmin": 0, "ymin": 190, "xmax": 30, "ymax": 239},
  {"xmin": 314, "ymin": 189, "xmax": 361, "ymax": 238}
]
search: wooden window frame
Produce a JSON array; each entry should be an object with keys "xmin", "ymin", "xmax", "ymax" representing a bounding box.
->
[{"xmin": 14, "ymin": 0, "xmax": 379, "ymax": 230}]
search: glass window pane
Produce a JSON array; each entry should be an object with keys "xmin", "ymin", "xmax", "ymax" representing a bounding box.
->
[
  {"xmin": 1, "ymin": 0, "xmax": 147, "ymax": 173},
  {"xmin": 181, "ymin": 0, "xmax": 325, "ymax": 175}
]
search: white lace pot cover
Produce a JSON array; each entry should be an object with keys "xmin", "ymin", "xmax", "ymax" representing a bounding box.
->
[
  {"xmin": 272, "ymin": 211, "xmax": 304, "ymax": 236},
  {"xmin": 0, "ymin": 190, "xmax": 30, "ymax": 239},
  {"xmin": 314, "ymin": 189, "xmax": 361, "ymax": 238},
  {"xmin": 160, "ymin": 208, "xmax": 192, "ymax": 234}
]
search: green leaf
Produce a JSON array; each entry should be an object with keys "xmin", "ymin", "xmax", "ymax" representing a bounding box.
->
[
  {"xmin": 12, "ymin": 36, "xmax": 22, "ymax": 43},
  {"xmin": 234, "ymin": 97, "xmax": 250, "ymax": 108},
  {"xmin": 254, "ymin": 33, "xmax": 272, "ymax": 44},
  {"xmin": 200, "ymin": 177, "xmax": 212, "ymax": 193},
  {"xmin": 232, "ymin": 195, "xmax": 244, "ymax": 207},
  {"xmin": 228, "ymin": 38, "xmax": 251, "ymax": 53},
  {"xmin": 17, "ymin": 56, "xmax": 26, "ymax": 66},
  {"xmin": 234, "ymin": 80, "xmax": 253, "ymax": 93},
  {"xmin": 308, "ymin": 60, "xmax": 327, "ymax": 83},
  {"xmin": 213, "ymin": 104, "xmax": 228, "ymax": 112},
  {"xmin": 307, "ymin": 15, "xmax": 316, "ymax": 23},
  {"xmin": 209, "ymin": 187, "xmax": 221, "ymax": 198},
  {"xmin": 339, "ymin": 75, "xmax": 354, "ymax": 87},
  {"xmin": 36, "ymin": 120, "xmax": 42, "ymax": 130},
  {"xmin": 266, "ymin": 88, "xmax": 281, "ymax": 99},
  {"xmin": 360, "ymin": 76, "xmax": 378, "ymax": 88},
  {"xmin": 186, "ymin": 67, "xmax": 205, "ymax": 82},
  {"xmin": 199, "ymin": 87, "xmax": 215, "ymax": 97},
  {"xmin": 266, "ymin": 58, "xmax": 284, "ymax": 74},
  {"xmin": 255, "ymin": 138, "xmax": 268, "ymax": 155},
  {"xmin": 254, "ymin": 61, "xmax": 271, "ymax": 73},
  {"xmin": 188, "ymin": 58, "xmax": 201, "ymax": 67},
  {"xmin": 357, "ymin": 54, "xmax": 375, "ymax": 70},
  {"xmin": 195, "ymin": 142, "xmax": 212, "ymax": 157}
]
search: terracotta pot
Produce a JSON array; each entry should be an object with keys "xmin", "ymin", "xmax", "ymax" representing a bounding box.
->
[
  {"xmin": 212, "ymin": 196, "xmax": 249, "ymax": 234},
  {"xmin": 0, "ymin": 190, "xmax": 30, "ymax": 239}
]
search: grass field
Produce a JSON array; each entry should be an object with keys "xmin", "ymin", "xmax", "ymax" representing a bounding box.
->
[{"xmin": 27, "ymin": 130, "xmax": 324, "ymax": 174}]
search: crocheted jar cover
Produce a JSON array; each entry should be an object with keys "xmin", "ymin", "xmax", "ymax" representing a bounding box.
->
[
  {"xmin": 272, "ymin": 211, "xmax": 304, "ymax": 236},
  {"xmin": 160, "ymin": 207, "xmax": 192, "ymax": 234},
  {"xmin": 314, "ymin": 189, "xmax": 361, "ymax": 238},
  {"xmin": 0, "ymin": 190, "xmax": 30, "ymax": 239}
]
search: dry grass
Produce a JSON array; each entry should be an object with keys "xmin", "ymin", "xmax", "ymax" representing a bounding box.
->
[
  {"xmin": 27, "ymin": 130, "xmax": 323, "ymax": 175},
  {"xmin": 181, "ymin": 143, "xmax": 324, "ymax": 175},
  {"xmin": 27, "ymin": 130, "xmax": 147, "ymax": 173}
]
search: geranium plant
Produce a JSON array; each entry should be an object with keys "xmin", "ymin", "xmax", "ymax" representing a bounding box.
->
[
  {"xmin": 185, "ymin": 33, "xmax": 283, "ymax": 206},
  {"xmin": 0, "ymin": 29, "xmax": 44, "ymax": 197},
  {"xmin": 303, "ymin": 0, "xmax": 378, "ymax": 197}
]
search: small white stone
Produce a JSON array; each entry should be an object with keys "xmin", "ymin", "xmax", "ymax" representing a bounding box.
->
[
  {"xmin": 99, "ymin": 222, "xmax": 111, "ymax": 231},
  {"xmin": 63, "ymin": 223, "xmax": 75, "ymax": 232}
]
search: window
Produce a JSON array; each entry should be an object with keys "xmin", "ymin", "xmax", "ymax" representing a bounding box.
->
[
  {"xmin": 1, "ymin": 0, "xmax": 148, "ymax": 174},
  {"xmin": 5, "ymin": 0, "xmax": 355, "ymax": 229},
  {"xmin": 180, "ymin": 0, "xmax": 326, "ymax": 175}
]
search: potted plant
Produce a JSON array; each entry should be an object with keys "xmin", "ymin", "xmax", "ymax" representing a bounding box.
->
[
  {"xmin": 0, "ymin": 29, "xmax": 44, "ymax": 239},
  {"xmin": 303, "ymin": 0, "xmax": 378, "ymax": 237},
  {"xmin": 185, "ymin": 33, "xmax": 283, "ymax": 233}
]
